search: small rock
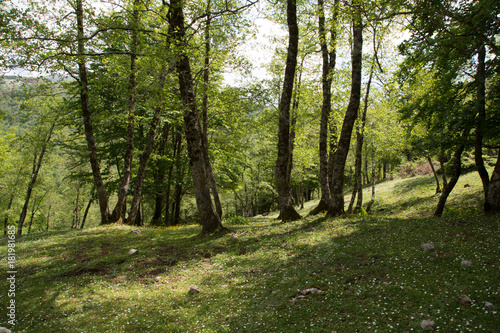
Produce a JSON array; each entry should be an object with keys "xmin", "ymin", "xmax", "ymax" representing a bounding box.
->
[
  {"xmin": 484, "ymin": 301, "xmax": 495, "ymax": 311},
  {"xmin": 457, "ymin": 295, "xmax": 472, "ymax": 304},
  {"xmin": 420, "ymin": 319, "xmax": 435, "ymax": 330},
  {"xmin": 299, "ymin": 287, "xmax": 324, "ymax": 295},
  {"xmin": 382, "ymin": 282, "xmax": 391, "ymax": 287},
  {"xmin": 0, "ymin": 327, "xmax": 12, "ymax": 333},
  {"xmin": 421, "ymin": 243, "xmax": 435, "ymax": 251},
  {"xmin": 128, "ymin": 249, "xmax": 138, "ymax": 255},
  {"xmin": 230, "ymin": 234, "xmax": 238, "ymax": 240},
  {"xmin": 188, "ymin": 286, "xmax": 200, "ymax": 294},
  {"xmin": 461, "ymin": 260, "xmax": 473, "ymax": 267},
  {"xmin": 154, "ymin": 276, "xmax": 161, "ymax": 283},
  {"xmin": 130, "ymin": 229, "xmax": 142, "ymax": 234}
]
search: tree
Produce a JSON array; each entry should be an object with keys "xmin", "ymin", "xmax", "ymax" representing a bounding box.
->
[
  {"xmin": 327, "ymin": 3, "xmax": 363, "ymax": 216},
  {"xmin": 169, "ymin": 0, "xmax": 224, "ymax": 233},
  {"xmin": 274, "ymin": 0, "xmax": 302, "ymax": 222}
]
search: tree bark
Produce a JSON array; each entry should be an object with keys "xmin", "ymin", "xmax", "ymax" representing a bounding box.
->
[
  {"xmin": 434, "ymin": 144, "xmax": 465, "ymax": 217},
  {"xmin": 275, "ymin": 0, "xmax": 301, "ymax": 222},
  {"xmin": 365, "ymin": 141, "xmax": 376, "ymax": 212},
  {"xmin": 76, "ymin": 0, "xmax": 109, "ymax": 225},
  {"xmin": 46, "ymin": 204, "xmax": 51, "ymax": 231},
  {"xmin": 169, "ymin": 0, "xmax": 223, "ymax": 233},
  {"xmin": 485, "ymin": 149, "xmax": 500, "ymax": 214},
  {"xmin": 111, "ymin": 0, "xmax": 139, "ymax": 224},
  {"xmin": 127, "ymin": 106, "xmax": 162, "ymax": 225},
  {"xmin": 327, "ymin": 9, "xmax": 363, "ymax": 217},
  {"xmin": 201, "ymin": 4, "xmax": 223, "ymax": 219},
  {"xmin": 348, "ymin": 60, "xmax": 374, "ymax": 213},
  {"xmin": 474, "ymin": 44, "xmax": 490, "ymax": 208},
  {"xmin": 310, "ymin": 0, "xmax": 339, "ymax": 216},
  {"xmin": 427, "ymin": 154, "xmax": 441, "ymax": 193},
  {"xmin": 80, "ymin": 189, "xmax": 95, "ymax": 229}
]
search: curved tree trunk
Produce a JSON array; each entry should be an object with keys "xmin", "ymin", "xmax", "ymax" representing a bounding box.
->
[
  {"xmin": 475, "ymin": 44, "xmax": 490, "ymax": 209},
  {"xmin": 427, "ymin": 154, "xmax": 441, "ymax": 194},
  {"xmin": 275, "ymin": 0, "xmax": 301, "ymax": 222},
  {"xmin": 434, "ymin": 144, "xmax": 465, "ymax": 217},
  {"xmin": 327, "ymin": 9, "xmax": 363, "ymax": 217},
  {"xmin": 170, "ymin": 0, "xmax": 223, "ymax": 233},
  {"xmin": 485, "ymin": 149, "xmax": 500, "ymax": 214}
]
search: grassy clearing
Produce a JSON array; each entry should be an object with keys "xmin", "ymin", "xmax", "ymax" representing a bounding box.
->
[{"xmin": 1, "ymin": 171, "xmax": 499, "ymax": 332}]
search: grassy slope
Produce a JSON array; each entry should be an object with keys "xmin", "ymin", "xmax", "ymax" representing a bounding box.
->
[{"xmin": 1, "ymin": 171, "xmax": 499, "ymax": 332}]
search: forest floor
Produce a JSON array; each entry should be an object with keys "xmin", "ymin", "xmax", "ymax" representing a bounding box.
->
[{"xmin": 1, "ymin": 170, "xmax": 499, "ymax": 332}]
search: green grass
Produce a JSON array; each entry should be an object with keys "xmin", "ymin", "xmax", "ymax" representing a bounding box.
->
[{"xmin": 1, "ymin": 171, "xmax": 499, "ymax": 332}]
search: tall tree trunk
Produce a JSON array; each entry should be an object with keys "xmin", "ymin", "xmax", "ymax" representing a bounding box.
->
[
  {"xmin": 348, "ymin": 61, "xmax": 374, "ymax": 213},
  {"xmin": 28, "ymin": 204, "xmax": 37, "ymax": 234},
  {"xmin": 310, "ymin": 0, "xmax": 339, "ymax": 216},
  {"xmin": 427, "ymin": 154, "xmax": 441, "ymax": 194},
  {"xmin": 111, "ymin": 0, "xmax": 139, "ymax": 223},
  {"xmin": 80, "ymin": 189, "xmax": 94, "ymax": 229},
  {"xmin": 327, "ymin": 9, "xmax": 363, "ymax": 217},
  {"xmin": 365, "ymin": 141, "xmax": 376, "ymax": 212},
  {"xmin": 434, "ymin": 144, "xmax": 465, "ymax": 217},
  {"xmin": 127, "ymin": 106, "xmax": 162, "ymax": 225},
  {"xmin": 474, "ymin": 44, "xmax": 490, "ymax": 208},
  {"xmin": 46, "ymin": 204, "xmax": 51, "ymax": 231},
  {"xmin": 485, "ymin": 149, "xmax": 500, "ymax": 214},
  {"xmin": 201, "ymin": 4, "xmax": 223, "ymax": 219},
  {"xmin": 76, "ymin": 0, "xmax": 109, "ymax": 225},
  {"xmin": 169, "ymin": 0, "xmax": 223, "ymax": 233},
  {"xmin": 18, "ymin": 118, "xmax": 57, "ymax": 235},
  {"xmin": 275, "ymin": 0, "xmax": 301, "ymax": 222},
  {"xmin": 439, "ymin": 148, "xmax": 448, "ymax": 188}
]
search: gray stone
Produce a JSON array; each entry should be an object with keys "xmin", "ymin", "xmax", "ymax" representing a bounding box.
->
[
  {"xmin": 0, "ymin": 327, "xmax": 12, "ymax": 333},
  {"xmin": 154, "ymin": 276, "xmax": 161, "ymax": 283},
  {"xmin": 484, "ymin": 301, "xmax": 495, "ymax": 311},
  {"xmin": 128, "ymin": 249, "xmax": 138, "ymax": 255},
  {"xmin": 461, "ymin": 260, "xmax": 473, "ymax": 267},
  {"xmin": 188, "ymin": 286, "xmax": 200, "ymax": 294},
  {"xmin": 130, "ymin": 229, "xmax": 142, "ymax": 234},
  {"xmin": 457, "ymin": 295, "xmax": 472, "ymax": 305},
  {"xmin": 420, "ymin": 320, "xmax": 435, "ymax": 330},
  {"xmin": 421, "ymin": 243, "xmax": 435, "ymax": 251}
]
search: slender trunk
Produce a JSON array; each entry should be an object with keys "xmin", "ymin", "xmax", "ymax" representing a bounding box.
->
[
  {"xmin": 434, "ymin": 144, "xmax": 465, "ymax": 217},
  {"xmin": 485, "ymin": 149, "xmax": 500, "ymax": 214},
  {"xmin": 475, "ymin": 44, "xmax": 490, "ymax": 206},
  {"xmin": 365, "ymin": 141, "xmax": 376, "ymax": 212},
  {"xmin": 275, "ymin": 0, "xmax": 301, "ymax": 222},
  {"xmin": 170, "ymin": 0, "xmax": 223, "ymax": 233},
  {"xmin": 201, "ymin": 6, "xmax": 223, "ymax": 219},
  {"xmin": 349, "ymin": 61, "xmax": 374, "ymax": 213},
  {"xmin": 46, "ymin": 204, "xmax": 51, "ymax": 231},
  {"xmin": 427, "ymin": 154, "xmax": 441, "ymax": 193},
  {"xmin": 80, "ymin": 189, "xmax": 95, "ymax": 229},
  {"xmin": 328, "ymin": 10, "xmax": 363, "ymax": 217},
  {"xmin": 18, "ymin": 118, "xmax": 57, "ymax": 235},
  {"xmin": 76, "ymin": 0, "xmax": 109, "ymax": 225},
  {"xmin": 4, "ymin": 194, "xmax": 14, "ymax": 236},
  {"xmin": 111, "ymin": 1, "xmax": 139, "ymax": 223},
  {"xmin": 311, "ymin": 0, "xmax": 339, "ymax": 216},
  {"xmin": 127, "ymin": 106, "xmax": 162, "ymax": 225},
  {"xmin": 172, "ymin": 183, "xmax": 182, "ymax": 225},
  {"xmin": 439, "ymin": 149, "xmax": 448, "ymax": 188},
  {"xmin": 73, "ymin": 186, "xmax": 81, "ymax": 228}
]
